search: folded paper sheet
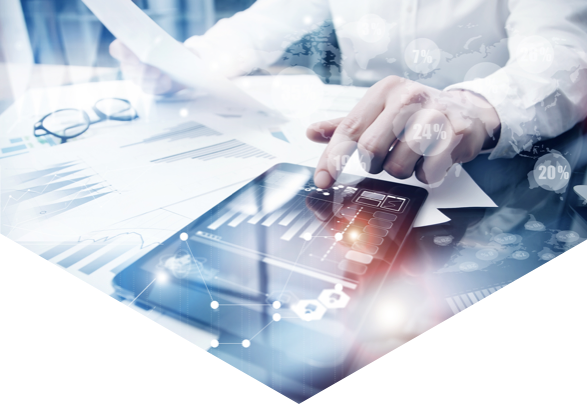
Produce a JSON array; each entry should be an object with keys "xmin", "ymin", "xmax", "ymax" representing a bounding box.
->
[{"xmin": 81, "ymin": 0, "xmax": 278, "ymax": 117}]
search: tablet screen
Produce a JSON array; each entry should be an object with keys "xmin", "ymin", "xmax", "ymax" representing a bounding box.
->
[{"xmin": 113, "ymin": 163, "xmax": 427, "ymax": 399}]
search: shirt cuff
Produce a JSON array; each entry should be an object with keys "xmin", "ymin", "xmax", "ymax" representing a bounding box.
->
[{"xmin": 444, "ymin": 74, "xmax": 524, "ymax": 160}]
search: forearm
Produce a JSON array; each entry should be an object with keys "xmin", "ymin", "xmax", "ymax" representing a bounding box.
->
[{"xmin": 445, "ymin": 0, "xmax": 587, "ymax": 158}]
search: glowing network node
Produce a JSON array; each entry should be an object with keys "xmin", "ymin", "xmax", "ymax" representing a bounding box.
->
[
  {"xmin": 272, "ymin": 301, "xmax": 281, "ymax": 309},
  {"xmin": 334, "ymin": 233, "xmax": 343, "ymax": 241},
  {"xmin": 210, "ymin": 339, "xmax": 219, "ymax": 348},
  {"xmin": 210, "ymin": 301, "xmax": 219, "ymax": 309},
  {"xmin": 334, "ymin": 283, "xmax": 343, "ymax": 292},
  {"xmin": 180, "ymin": 232, "xmax": 188, "ymax": 241},
  {"xmin": 157, "ymin": 272, "xmax": 168, "ymax": 282},
  {"xmin": 179, "ymin": 108, "xmax": 189, "ymax": 117},
  {"xmin": 242, "ymin": 339, "xmax": 251, "ymax": 348},
  {"xmin": 272, "ymin": 313, "xmax": 281, "ymax": 322},
  {"xmin": 302, "ymin": 233, "xmax": 312, "ymax": 241}
]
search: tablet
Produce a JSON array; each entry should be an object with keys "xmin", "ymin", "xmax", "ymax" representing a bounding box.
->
[{"xmin": 112, "ymin": 163, "xmax": 427, "ymax": 401}]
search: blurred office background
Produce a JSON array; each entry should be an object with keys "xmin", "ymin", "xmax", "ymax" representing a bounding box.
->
[
  {"xmin": 14, "ymin": 0, "xmax": 338, "ymax": 70},
  {"xmin": 0, "ymin": 0, "xmax": 340, "ymax": 113},
  {"xmin": 18, "ymin": 0, "xmax": 253, "ymax": 67}
]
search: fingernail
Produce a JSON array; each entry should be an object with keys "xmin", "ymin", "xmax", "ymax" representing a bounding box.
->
[{"xmin": 315, "ymin": 170, "xmax": 333, "ymax": 188}]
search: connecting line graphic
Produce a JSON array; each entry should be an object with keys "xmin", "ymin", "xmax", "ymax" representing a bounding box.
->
[
  {"xmin": 275, "ymin": 204, "xmax": 354, "ymax": 302},
  {"xmin": 2, "ymin": 171, "xmax": 92, "ymax": 212},
  {"xmin": 214, "ymin": 276, "xmax": 268, "ymax": 297},
  {"xmin": 321, "ymin": 206, "xmax": 363, "ymax": 262},
  {"xmin": 176, "ymin": 231, "xmax": 296, "ymax": 349},
  {"xmin": 182, "ymin": 234, "xmax": 213, "ymax": 301},
  {"xmin": 127, "ymin": 277, "xmax": 158, "ymax": 306},
  {"xmin": 154, "ymin": 213, "xmax": 354, "ymax": 348}
]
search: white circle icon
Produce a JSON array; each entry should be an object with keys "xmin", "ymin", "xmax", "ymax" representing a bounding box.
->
[
  {"xmin": 357, "ymin": 14, "xmax": 387, "ymax": 43},
  {"xmin": 404, "ymin": 109, "xmax": 453, "ymax": 157},
  {"xmin": 404, "ymin": 38, "xmax": 441, "ymax": 74},
  {"xmin": 516, "ymin": 35, "xmax": 554, "ymax": 74}
]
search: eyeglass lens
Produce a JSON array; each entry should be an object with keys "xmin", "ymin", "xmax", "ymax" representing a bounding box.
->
[
  {"xmin": 94, "ymin": 98, "xmax": 136, "ymax": 119},
  {"xmin": 41, "ymin": 109, "xmax": 90, "ymax": 138}
]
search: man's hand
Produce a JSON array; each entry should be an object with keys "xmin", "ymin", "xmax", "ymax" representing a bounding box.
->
[
  {"xmin": 307, "ymin": 76, "xmax": 501, "ymax": 188},
  {"xmin": 109, "ymin": 39, "xmax": 186, "ymax": 95}
]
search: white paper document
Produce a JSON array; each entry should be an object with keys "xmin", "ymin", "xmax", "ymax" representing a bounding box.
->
[
  {"xmin": 81, "ymin": 0, "xmax": 278, "ymax": 117},
  {"xmin": 574, "ymin": 185, "xmax": 587, "ymax": 201}
]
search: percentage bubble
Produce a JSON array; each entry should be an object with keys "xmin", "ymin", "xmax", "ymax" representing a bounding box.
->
[
  {"xmin": 271, "ymin": 66, "xmax": 325, "ymax": 118},
  {"xmin": 533, "ymin": 152, "xmax": 571, "ymax": 192},
  {"xmin": 357, "ymin": 14, "xmax": 387, "ymax": 43},
  {"xmin": 524, "ymin": 220, "xmax": 545, "ymax": 231},
  {"xmin": 555, "ymin": 230, "xmax": 580, "ymax": 243},
  {"xmin": 512, "ymin": 250, "xmax": 530, "ymax": 261},
  {"xmin": 404, "ymin": 109, "xmax": 453, "ymax": 156},
  {"xmin": 494, "ymin": 233, "xmax": 518, "ymax": 245},
  {"xmin": 418, "ymin": 49, "xmax": 433, "ymax": 63},
  {"xmin": 540, "ymin": 252, "xmax": 556, "ymax": 261},
  {"xmin": 476, "ymin": 248, "xmax": 499, "ymax": 261},
  {"xmin": 404, "ymin": 38, "xmax": 441, "ymax": 74},
  {"xmin": 459, "ymin": 261, "xmax": 479, "ymax": 272},
  {"xmin": 557, "ymin": 165, "xmax": 570, "ymax": 180},
  {"xmin": 512, "ymin": 251, "xmax": 530, "ymax": 260},
  {"xmin": 516, "ymin": 35, "xmax": 554, "ymax": 74},
  {"xmin": 433, "ymin": 235, "xmax": 454, "ymax": 246}
]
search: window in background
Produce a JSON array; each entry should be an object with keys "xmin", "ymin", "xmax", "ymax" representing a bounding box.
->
[{"xmin": 18, "ymin": 0, "xmax": 341, "ymax": 83}]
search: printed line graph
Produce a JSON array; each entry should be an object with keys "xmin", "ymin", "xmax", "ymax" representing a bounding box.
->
[
  {"xmin": 1, "ymin": 161, "xmax": 114, "ymax": 239},
  {"xmin": 121, "ymin": 121, "xmax": 222, "ymax": 148},
  {"xmin": 35, "ymin": 208, "xmax": 191, "ymax": 276},
  {"xmin": 151, "ymin": 139, "xmax": 275, "ymax": 164}
]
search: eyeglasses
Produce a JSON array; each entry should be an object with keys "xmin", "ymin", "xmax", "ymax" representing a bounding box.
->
[{"xmin": 33, "ymin": 98, "xmax": 139, "ymax": 144}]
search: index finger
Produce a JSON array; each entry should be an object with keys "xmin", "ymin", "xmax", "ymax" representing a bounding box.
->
[{"xmin": 313, "ymin": 92, "xmax": 386, "ymax": 188}]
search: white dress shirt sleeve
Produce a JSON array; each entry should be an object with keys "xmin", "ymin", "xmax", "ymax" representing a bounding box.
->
[
  {"xmin": 444, "ymin": 0, "xmax": 587, "ymax": 159},
  {"xmin": 184, "ymin": 0, "xmax": 331, "ymax": 78}
]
